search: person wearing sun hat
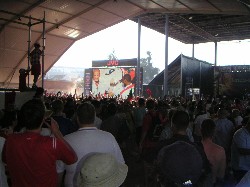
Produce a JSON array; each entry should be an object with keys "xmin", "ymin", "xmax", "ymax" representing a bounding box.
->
[
  {"xmin": 57, "ymin": 102, "xmax": 125, "ymax": 187},
  {"xmin": 76, "ymin": 152, "xmax": 128, "ymax": 187}
]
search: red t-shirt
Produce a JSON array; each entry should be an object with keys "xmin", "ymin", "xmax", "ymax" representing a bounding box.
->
[{"xmin": 2, "ymin": 132, "xmax": 76, "ymax": 187}]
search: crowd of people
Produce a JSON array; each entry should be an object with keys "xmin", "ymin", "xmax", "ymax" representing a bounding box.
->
[{"xmin": 0, "ymin": 88, "xmax": 250, "ymax": 187}]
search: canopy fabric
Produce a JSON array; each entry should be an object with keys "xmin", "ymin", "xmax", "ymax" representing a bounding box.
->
[{"xmin": 0, "ymin": 0, "xmax": 249, "ymax": 88}]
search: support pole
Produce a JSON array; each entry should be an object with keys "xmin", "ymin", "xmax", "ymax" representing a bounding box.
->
[
  {"xmin": 27, "ymin": 16, "xmax": 31, "ymax": 87},
  {"xmin": 192, "ymin": 43, "xmax": 195, "ymax": 58},
  {"xmin": 215, "ymin": 41, "xmax": 218, "ymax": 97},
  {"xmin": 199, "ymin": 61, "xmax": 201, "ymax": 99},
  {"xmin": 41, "ymin": 11, "xmax": 46, "ymax": 89},
  {"xmin": 215, "ymin": 41, "xmax": 217, "ymax": 66},
  {"xmin": 164, "ymin": 15, "xmax": 169, "ymax": 96},
  {"xmin": 136, "ymin": 18, "xmax": 141, "ymax": 97}
]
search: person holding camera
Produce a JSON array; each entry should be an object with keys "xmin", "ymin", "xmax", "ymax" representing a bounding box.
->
[{"xmin": 2, "ymin": 99, "xmax": 77, "ymax": 187}]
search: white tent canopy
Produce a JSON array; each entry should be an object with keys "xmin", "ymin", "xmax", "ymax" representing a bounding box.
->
[{"xmin": 0, "ymin": 0, "xmax": 249, "ymax": 88}]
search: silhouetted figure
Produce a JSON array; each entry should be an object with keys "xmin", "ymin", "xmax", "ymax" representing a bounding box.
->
[
  {"xmin": 19, "ymin": 69, "xmax": 29, "ymax": 91},
  {"xmin": 30, "ymin": 43, "xmax": 42, "ymax": 88}
]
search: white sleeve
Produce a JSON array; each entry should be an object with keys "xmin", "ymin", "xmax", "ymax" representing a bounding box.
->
[
  {"xmin": 233, "ymin": 129, "xmax": 249, "ymax": 149},
  {"xmin": 111, "ymin": 136, "xmax": 125, "ymax": 163},
  {"xmin": 56, "ymin": 160, "xmax": 66, "ymax": 173}
]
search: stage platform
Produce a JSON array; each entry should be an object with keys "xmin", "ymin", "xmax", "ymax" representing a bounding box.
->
[{"xmin": 0, "ymin": 89, "xmax": 36, "ymax": 110}]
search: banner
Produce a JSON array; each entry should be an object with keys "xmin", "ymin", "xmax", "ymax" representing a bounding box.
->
[
  {"xmin": 92, "ymin": 58, "xmax": 137, "ymax": 67},
  {"xmin": 84, "ymin": 69, "xmax": 92, "ymax": 95}
]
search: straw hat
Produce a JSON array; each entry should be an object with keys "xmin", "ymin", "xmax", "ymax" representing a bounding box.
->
[{"xmin": 77, "ymin": 153, "xmax": 128, "ymax": 187}]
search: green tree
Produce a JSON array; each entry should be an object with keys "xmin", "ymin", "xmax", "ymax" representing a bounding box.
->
[
  {"xmin": 108, "ymin": 49, "xmax": 118, "ymax": 60},
  {"xmin": 140, "ymin": 51, "xmax": 160, "ymax": 84}
]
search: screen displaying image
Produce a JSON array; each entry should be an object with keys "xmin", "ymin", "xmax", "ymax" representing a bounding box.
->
[{"xmin": 90, "ymin": 67, "xmax": 136, "ymax": 98}]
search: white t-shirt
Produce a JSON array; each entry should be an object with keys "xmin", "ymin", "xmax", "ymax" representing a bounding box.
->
[
  {"xmin": 231, "ymin": 127, "xmax": 250, "ymax": 171},
  {"xmin": 57, "ymin": 127, "xmax": 124, "ymax": 187},
  {"xmin": 194, "ymin": 113, "xmax": 210, "ymax": 136}
]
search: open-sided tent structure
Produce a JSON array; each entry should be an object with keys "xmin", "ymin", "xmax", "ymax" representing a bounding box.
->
[
  {"xmin": 147, "ymin": 54, "xmax": 250, "ymax": 98},
  {"xmin": 0, "ymin": 0, "xmax": 250, "ymax": 88}
]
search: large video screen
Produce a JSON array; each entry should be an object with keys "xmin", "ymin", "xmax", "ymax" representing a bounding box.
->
[{"xmin": 85, "ymin": 67, "xmax": 136, "ymax": 98}]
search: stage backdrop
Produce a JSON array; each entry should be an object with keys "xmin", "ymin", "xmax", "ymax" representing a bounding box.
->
[
  {"xmin": 215, "ymin": 65, "xmax": 250, "ymax": 97},
  {"xmin": 149, "ymin": 54, "xmax": 214, "ymax": 98}
]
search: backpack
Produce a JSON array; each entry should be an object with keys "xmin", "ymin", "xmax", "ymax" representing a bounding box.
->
[{"xmin": 146, "ymin": 112, "xmax": 164, "ymax": 141}]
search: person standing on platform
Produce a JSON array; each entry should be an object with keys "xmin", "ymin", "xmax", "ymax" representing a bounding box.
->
[{"xmin": 30, "ymin": 42, "xmax": 42, "ymax": 88}]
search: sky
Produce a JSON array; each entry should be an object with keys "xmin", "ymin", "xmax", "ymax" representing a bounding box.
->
[{"xmin": 54, "ymin": 20, "xmax": 250, "ymax": 72}]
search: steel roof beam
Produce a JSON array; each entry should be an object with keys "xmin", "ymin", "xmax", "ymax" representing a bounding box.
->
[
  {"xmin": 177, "ymin": 15, "xmax": 217, "ymax": 42},
  {"xmin": 0, "ymin": 0, "xmax": 45, "ymax": 33},
  {"xmin": 3, "ymin": 0, "xmax": 109, "ymax": 86},
  {"xmin": 205, "ymin": 0, "xmax": 222, "ymax": 12}
]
